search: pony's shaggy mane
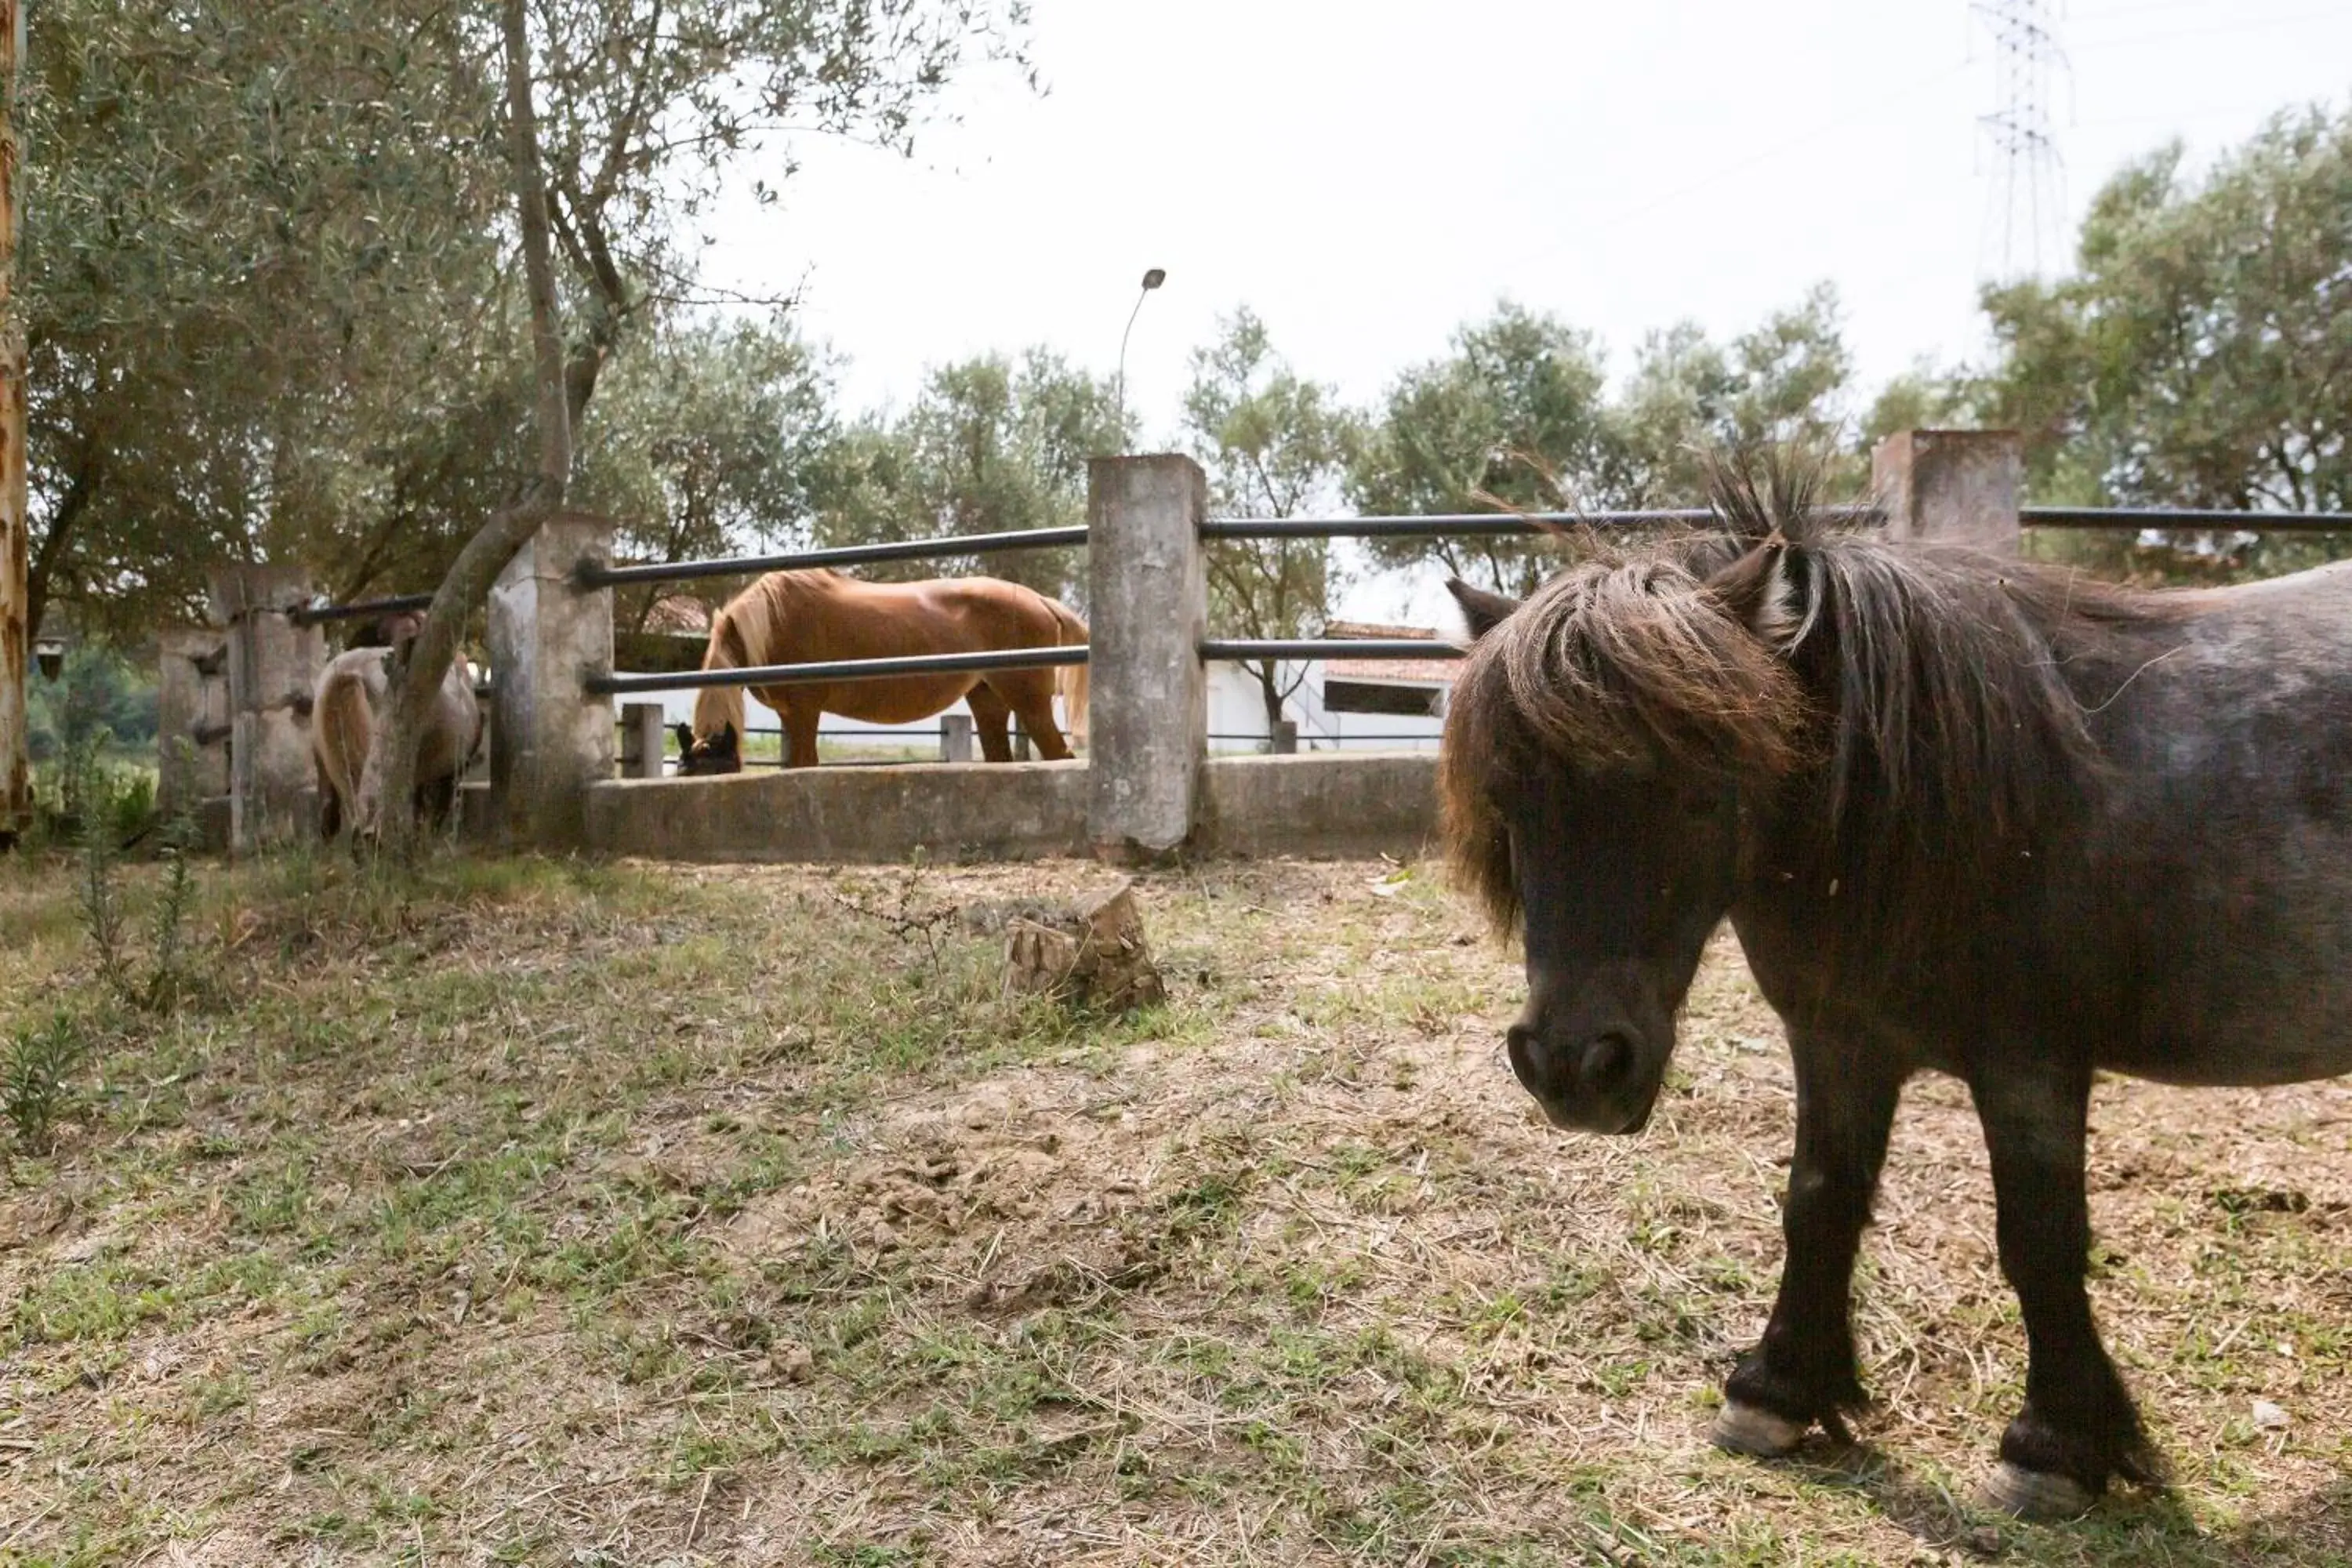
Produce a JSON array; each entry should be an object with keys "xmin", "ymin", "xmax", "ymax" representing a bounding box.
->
[{"xmin": 1441, "ymin": 448, "xmax": 2177, "ymax": 936}]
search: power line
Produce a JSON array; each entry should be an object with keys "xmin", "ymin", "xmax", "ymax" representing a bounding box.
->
[{"xmin": 2070, "ymin": 6, "xmax": 2352, "ymax": 52}]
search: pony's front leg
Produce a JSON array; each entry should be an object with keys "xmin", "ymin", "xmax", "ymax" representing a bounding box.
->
[
  {"xmin": 782, "ymin": 706, "xmax": 822, "ymax": 769},
  {"xmin": 1969, "ymin": 1061, "xmax": 2156, "ymax": 1517},
  {"xmin": 1716, "ymin": 1032, "xmax": 1902, "ymax": 1457}
]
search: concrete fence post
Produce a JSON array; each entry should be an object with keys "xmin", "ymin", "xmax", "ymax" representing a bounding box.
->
[
  {"xmin": 1872, "ymin": 430, "xmax": 2024, "ymax": 554},
  {"xmin": 940, "ymin": 713, "xmax": 974, "ymax": 764},
  {"xmin": 156, "ymin": 630, "xmax": 230, "ymax": 823},
  {"xmin": 619, "ymin": 701, "xmax": 664, "ymax": 779},
  {"xmin": 207, "ymin": 566, "xmax": 322, "ymax": 852},
  {"xmin": 488, "ymin": 513, "xmax": 614, "ymax": 849},
  {"xmin": 1086, "ymin": 455, "xmax": 1207, "ymax": 862}
]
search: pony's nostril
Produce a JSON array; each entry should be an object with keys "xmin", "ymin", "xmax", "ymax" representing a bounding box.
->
[{"xmin": 1581, "ymin": 1032, "xmax": 1635, "ymax": 1091}]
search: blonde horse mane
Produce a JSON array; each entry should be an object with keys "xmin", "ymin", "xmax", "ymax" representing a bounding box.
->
[
  {"xmin": 1044, "ymin": 597, "xmax": 1090, "ymax": 743},
  {"xmin": 691, "ymin": 575, "xmax": 800, "ymax": 742}
]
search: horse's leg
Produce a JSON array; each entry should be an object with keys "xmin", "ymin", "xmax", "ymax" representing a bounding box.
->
[
  {"xmin": 782, "ymin": 702, "xmax": 822, "ymax": 769},
  {"xmin": 967, "ymin": 684, "xmax": 1014, "ymax": 763},
  {"xmin": 418, "ymin": 775, "xmax": 457, "ymax": 836},
  {"xmin": 1968, "ymin": 1062, "xmax": 2154, "ymax": 1516},
  {"xmin": 1000, "ymin": 674, "xmax": 1073, "ymax": 760},
  {"xmin": 317, "ymin": 758, "xmax": 342, "ymax": 843},
  {"xmin": 1715, "ymin": 1031, "xmax": 1902, "ymax": 1457}
]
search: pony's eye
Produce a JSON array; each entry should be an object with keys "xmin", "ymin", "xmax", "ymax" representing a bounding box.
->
[{"xmin": 1673, "ymin": 788, "xmax": 1724, "ymax": 820}]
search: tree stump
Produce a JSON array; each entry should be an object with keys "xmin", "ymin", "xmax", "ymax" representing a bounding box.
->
[{"xmin": 1004, "ymin": 880, "xmax": 1166, "ymax": 1013}]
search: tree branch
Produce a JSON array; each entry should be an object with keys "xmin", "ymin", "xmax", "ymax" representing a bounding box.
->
[{"xmin": 27, "ymin": 446, "xmax": 103, "ymax": 643}]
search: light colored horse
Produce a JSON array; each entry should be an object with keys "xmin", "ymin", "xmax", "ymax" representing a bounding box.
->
[
  {"xmin": 310, "ymin": 621, "xmax": 483, "ymax": 840},
  {"xmin": 677, "ymin": 569, "xmax": 1089, "ymax": 772}
]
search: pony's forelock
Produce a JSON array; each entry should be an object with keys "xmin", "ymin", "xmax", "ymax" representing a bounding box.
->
[{"xmin": 1440, "ymin": 556, "xmax": 1809, "ymax": 931}]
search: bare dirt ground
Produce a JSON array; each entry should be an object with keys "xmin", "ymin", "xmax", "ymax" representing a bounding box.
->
[{"xmin": 3, "ymin": 851, "xmax": 2350, "ymax": 1565}]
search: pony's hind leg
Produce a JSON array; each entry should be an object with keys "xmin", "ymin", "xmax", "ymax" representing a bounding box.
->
[
  {"xmin": 1717, "ymin": 1032, "xmax": 1902, "ymax": 1458},
  {"xmin": 1967, "ymin": 1060, "xmax": 2157, "ymax": 1516},
  {"xmin": 417, "ymin": 774, "xmax": 459, "ymax": 837},
  {"xmin": 995, "ymin": 675, "xmax": 1073, "ymax": 761},
  {"xmin": 317, "ymin": 758, "xmax": 343, "ymax": 842},
  {"xmin": 966, "ymin": 684, "xmax": 1014, "ymax": 763}
]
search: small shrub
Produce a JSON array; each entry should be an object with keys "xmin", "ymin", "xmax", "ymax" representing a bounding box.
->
[
  {"xmin": 2, "ymin": 1012, "xmax": 97, "ymax": 1156},
  {"xmin": 146, "ymin": 822, "xmax": 201, "ymax": 1010},
  {"xmin": 79, "ymin": 814, "xmax": 136, "ymax": 1007},
  {"xmin": 74, "ymin": 796, "xmax": 206, "ymax": 1014}
]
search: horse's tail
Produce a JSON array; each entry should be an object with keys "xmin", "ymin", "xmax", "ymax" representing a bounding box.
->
[
  {"xmin": 1047, "ymin": 599, "xmax": 1089, "ymax": 746},
  {"xmin": 313, "ymin": 661, "xmax": 376, "ymax": 830}
]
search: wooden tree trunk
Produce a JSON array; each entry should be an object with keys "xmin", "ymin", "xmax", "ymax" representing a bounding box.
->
[
  {"xmin": 0, "ymin": 0, "xmax": 28, "ymax": 844},
  {"xmin": 364, "ymin": 0, "xmax": 572, "ymax": 853},
  {"xmin": 1004, "ymin": 881, "xmax": 1167, "ymax": 1013}
]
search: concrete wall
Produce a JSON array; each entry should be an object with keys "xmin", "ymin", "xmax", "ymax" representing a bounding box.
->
[
  {"xmin": 585, "ymin": 760, "xmax": 1090, "ymax": 863},
  {"xmin": 1196, "ymin": 753, "xmax": 1439, "ymax": 858},
  {"xmin": 578, "ymin": 752, "xmax": 1441, "ymax": 864}
]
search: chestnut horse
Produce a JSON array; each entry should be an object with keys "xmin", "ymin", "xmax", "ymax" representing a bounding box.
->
[{"xmin": 675, "ymin": 569, "xmax": 1088, "ymax": 773}]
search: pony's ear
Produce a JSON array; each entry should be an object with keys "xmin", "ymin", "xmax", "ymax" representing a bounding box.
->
[
  {"xmin": 717, "ymin": 723, "xmax": 738, "ymax": 752},
  {"xmin": 1446, "ymin": 579, "xmax": 1522, "ymax": 641},
  {"xmin": 1704, "ymin": 542, "xmax": 1802, "ymax": 650},
  {"xmin": 673, "ymin": 722, "xmax": 695, "ymax": 752}
]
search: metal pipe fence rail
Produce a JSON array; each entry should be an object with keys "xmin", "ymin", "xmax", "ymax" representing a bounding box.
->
[
  {"xmin": 1202, "ymin": 505, "xmax": 2352, "ymax": 539},
  {"xmin": 2019, "ymin": 506, "xmax": 2352, "ymax": 533},
  {"xmin": 620, "ymin": 721, "xmax": 959, "ymax": 768},
  {"xmin": 577, "ymin": 524, "xmax": 1090, "ymax": 590},
  {"xmin": 289, "ymin": 592, "xmax": 438, "ymax": 628},
  {"xmin": 587, "ymin": 644, "xmax": 1087, "ymax": 697},
  {"xmin": 1201, "ymin": 638, "xmax": 1464, "ymax": 662}
]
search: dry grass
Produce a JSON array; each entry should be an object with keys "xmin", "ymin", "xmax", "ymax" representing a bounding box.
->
[{"xmin": 2, "ymin": 848, "xmax": 2350, "ymax": 1565}]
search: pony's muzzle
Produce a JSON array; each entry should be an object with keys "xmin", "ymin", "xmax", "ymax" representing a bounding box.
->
[{"xmin": 1506, "ymin": 1018, "xmax": 1657, "ymax": 1135}]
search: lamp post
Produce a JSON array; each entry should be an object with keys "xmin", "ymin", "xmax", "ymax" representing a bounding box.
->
[
  {"xmin": 1114, "ymin": 267, "xmax": 1166, "ymax": 449},
  {"xmin": 34, "ymin": 635, "xmax": 61, "ymax": 681}
]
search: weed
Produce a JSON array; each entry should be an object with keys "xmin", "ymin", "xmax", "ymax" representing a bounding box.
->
[
  {"xmin": 826, "ymin": 873, "xmax": 963, "ymax": 969},
  {"xmin": 78, "ymin": 813, "xmax": 136, "ymax": 1006},
  {"xmin": 73, "ymin": 799, "xmax": 207, "ymax": 1014},
  {"xmin": 2, "ymin": 1011, "xmax": 100, "ymax": 1155}
]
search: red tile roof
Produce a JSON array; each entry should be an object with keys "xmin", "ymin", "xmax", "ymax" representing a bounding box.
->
[{"xmin": 1319, "ymin": 620, "xmax": 1459, "ymax": 686}]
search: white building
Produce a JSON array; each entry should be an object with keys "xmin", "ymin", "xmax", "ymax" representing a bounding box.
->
[{"xmin": 1203, "ymin": 619, "xmax": 1451, "ymax": 754}]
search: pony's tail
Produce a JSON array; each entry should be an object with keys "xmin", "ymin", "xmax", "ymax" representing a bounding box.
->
[
  {"xmin": 313, "ymin": 663, "xmax": 375, "ymax": 827},
  {"xmin": 1049, "ymin": 601, "xmax": 1089, "ymax": 746}
]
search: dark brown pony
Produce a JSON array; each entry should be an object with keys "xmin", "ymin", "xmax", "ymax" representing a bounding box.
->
[
  {"xmin": 676, "ymin": 569, "xmax": 1088, "ymax": 773},
  {"xmin": 1440, "ymin": 448, "xmax": 2352, "ymax": 1519}
]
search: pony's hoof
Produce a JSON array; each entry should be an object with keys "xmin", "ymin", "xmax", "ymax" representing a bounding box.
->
[
  {"xmin": 1711, "ymin": 1401, "xmax": 1808, "ymax": 1457},
  {"xmin": 1975, "ymin": 1461, "xmax": 2094, "ymax": 1519}
]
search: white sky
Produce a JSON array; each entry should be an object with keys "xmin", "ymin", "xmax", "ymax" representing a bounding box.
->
[{"xmin": 699, "ymin": 0, "xmax": 2352, "ymax": 619}]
